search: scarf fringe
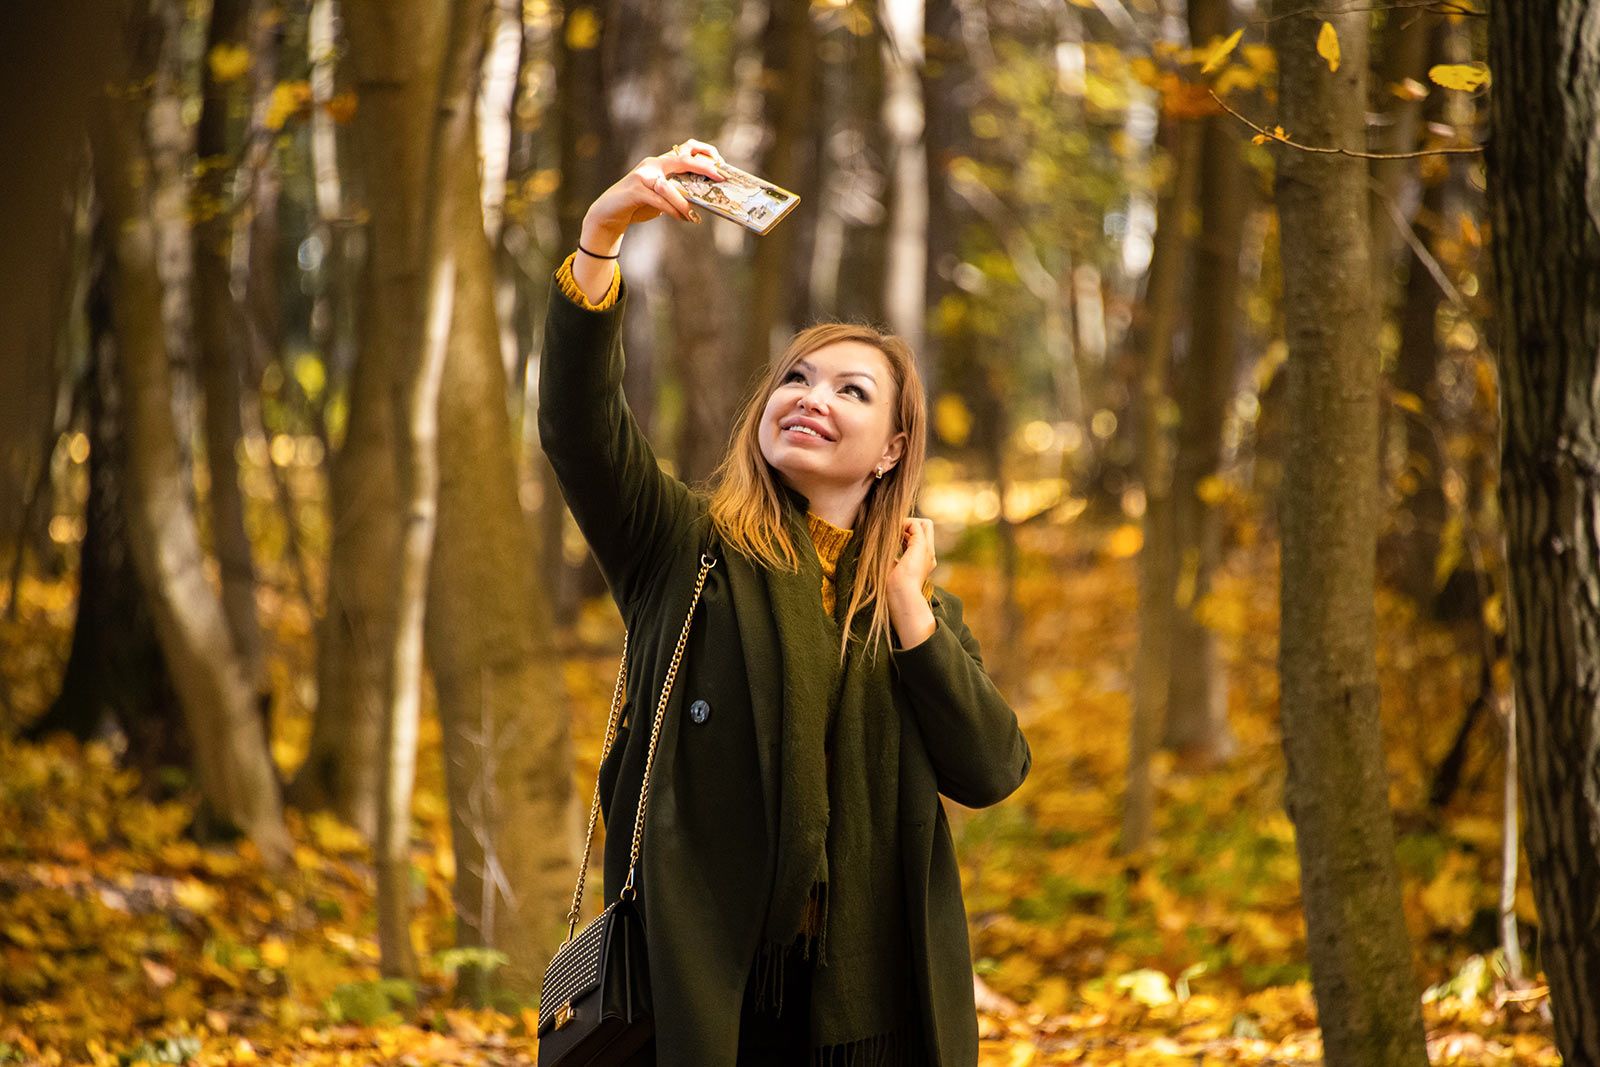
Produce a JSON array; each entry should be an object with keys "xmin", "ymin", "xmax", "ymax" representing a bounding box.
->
[
  {"xmin": 753, "ymin": 879, "xmax": 830, "ymax": 1016},
  {"xmin": 811, "ymin": 1025, "xmax": 912, "ymax": 1067}
]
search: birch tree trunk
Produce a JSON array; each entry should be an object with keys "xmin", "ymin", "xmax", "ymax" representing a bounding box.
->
[
  {"xmin": 1487, "ymin": 3, "xmax": 1600, "ymax": 1056},
  {"xmin": 1269, "ymin": 6, "xmax": 1428, "ymax": 1064},
  {"xmin": 91, "ymin": 15, "xmax": 289, "ymax": 864}
]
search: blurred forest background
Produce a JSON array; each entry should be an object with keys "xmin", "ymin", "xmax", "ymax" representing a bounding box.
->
[{"xmin": 1, "ymin": 0, "xmax": 1595, "ymax": 1063}]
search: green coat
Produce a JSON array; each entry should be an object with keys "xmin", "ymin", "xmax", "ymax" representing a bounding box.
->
[{"xmin": 539, "ymin": 275, "xmax": 1031, "ymax": 1066}]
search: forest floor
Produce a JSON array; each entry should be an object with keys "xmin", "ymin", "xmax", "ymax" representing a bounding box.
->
[{"xmin": 0, "ymin": 513, "xmax": 1561, "ymax": 1065}]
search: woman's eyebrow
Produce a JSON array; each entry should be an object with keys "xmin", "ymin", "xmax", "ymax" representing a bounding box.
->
[{"xmin": 794, "ymin": 359, "xmax": 876, "ymax": 385}]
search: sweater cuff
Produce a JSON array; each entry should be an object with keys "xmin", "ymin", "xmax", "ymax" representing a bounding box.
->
[{"xmin": 555, "ymin": 250, "xmax": 621, "ymax": 311}]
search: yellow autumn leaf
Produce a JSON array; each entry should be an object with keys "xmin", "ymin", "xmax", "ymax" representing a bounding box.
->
[
  {"xmin": 208, "ymin": 43, "xmax": 251, "ymax": 84},
  {"xmin": 1316, "ymin": 22, "xmax": 1340, "ymax": 73},
  {"xmin": 565, "ymin": 6, "xmax": 601, "ymax": 50},
  {"xmin": 1430, "ymin": 62, "xmax": 1492, "ymax": 92},
  {"xmin": 1201, "ymin": 29, "xmax": 1243, "ymax": 75},
  {"xmin": 263, "ymin": 80, "xmax": 312, "ymax": 131}
]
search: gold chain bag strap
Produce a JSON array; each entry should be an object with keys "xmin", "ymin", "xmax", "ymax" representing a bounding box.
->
[{"xmin": 537, "ymin": 552, "xmax": 717, "ymax": 1066}]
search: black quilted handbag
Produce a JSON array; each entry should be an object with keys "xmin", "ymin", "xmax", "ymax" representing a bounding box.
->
[{"xmin": 536, "ymin": 553, "xmax": 717, "ymax": 1066}]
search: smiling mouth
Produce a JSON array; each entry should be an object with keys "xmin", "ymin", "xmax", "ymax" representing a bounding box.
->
[{"xmin": 781, "ymin": 422, "xmax": 833, "ymax": 441}]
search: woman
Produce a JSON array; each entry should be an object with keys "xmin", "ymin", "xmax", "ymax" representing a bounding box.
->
[{"xmin": 540, "ymin": 140, "xmax": 1031, "ymax": 1067}]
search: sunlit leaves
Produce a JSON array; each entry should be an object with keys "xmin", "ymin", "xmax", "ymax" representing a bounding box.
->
[{"xmin": 1430, "ymin": 63, "xmax": 1492, "ymax": 92}]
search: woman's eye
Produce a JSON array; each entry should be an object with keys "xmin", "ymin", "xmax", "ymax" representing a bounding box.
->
[
  {"xmin": 844, "ymin": 385, "xmax": 866, "ymax": 400},
  {"xmin": 783, "ymin": 370, "xmax": 806, "ymax": 384}
]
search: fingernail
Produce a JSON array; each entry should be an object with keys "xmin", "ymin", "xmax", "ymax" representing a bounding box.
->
[{"xmin": 689, "ymin": 208, "xmax": 702, "ymax": 223}]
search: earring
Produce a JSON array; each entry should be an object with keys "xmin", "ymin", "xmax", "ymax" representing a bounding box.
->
[{"xmin": 874, "ymin": 466, "xmax": 884, "ymax": 480}]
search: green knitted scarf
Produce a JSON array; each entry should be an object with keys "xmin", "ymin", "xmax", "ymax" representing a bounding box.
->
[{"xmin": 730, "ymin": 492, "xmax": 916, "ymax": 1061}]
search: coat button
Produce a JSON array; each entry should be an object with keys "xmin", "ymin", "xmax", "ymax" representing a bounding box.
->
[{"xmin": 689, "ymin": 699, "xmax": 711, "ymax": 724}]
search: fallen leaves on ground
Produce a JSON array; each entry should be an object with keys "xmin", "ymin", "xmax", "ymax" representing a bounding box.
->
[{"xmin": 0, "ymin": 516, "xmax": 1561, "ymax": 1065}]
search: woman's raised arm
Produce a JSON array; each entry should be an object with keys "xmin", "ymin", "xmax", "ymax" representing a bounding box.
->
[{"xmin": 537, "ymin": 143, "xmax": 727, "ymax": 609}]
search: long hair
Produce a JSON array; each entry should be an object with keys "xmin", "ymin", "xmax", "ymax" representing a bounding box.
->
[{"xmin": 706, "ymin": 322, "xmax": 929, "ymax": 663}]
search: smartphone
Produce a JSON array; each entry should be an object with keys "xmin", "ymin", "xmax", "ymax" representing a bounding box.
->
[{"xmin": 669, "ymin": 160, "xmax": 802, "ymax": 235}]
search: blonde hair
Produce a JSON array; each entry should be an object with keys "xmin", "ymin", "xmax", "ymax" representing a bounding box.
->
[{"xmin": 706, "ymin": 322, "xmax": 929, "ymax": 662}]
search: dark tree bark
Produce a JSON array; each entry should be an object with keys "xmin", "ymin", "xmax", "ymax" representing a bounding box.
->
[
  {"xmin": 1163, "ymin": 0, "xmax": 1248, "ymax": 765},
  {"xmin": 196, "ymin": 0, "xmax": 269, "ymax": 704},
  {"xmin": 1123, "ymin": 110, "xmax": 1201, "ymax": 854},
  {"xmin": 745, "ymin": 0, "xmax": 818, "ymax": 364},
  {"xmin": 664, "ymin": 0, "xmax": 741, "ymax": 485},
  {"xmin": 1386, "ymin": 173, "xmax": 1448, "ymax": 610},
  {"xmin": 31, "ymin": 223, "xmax": 185, "ymax": 780},
  {"xmin": 827, "ymin": 0, "xmax": 891, "ymax": 327},
  {"xmin": 92, "ymin": 2, "xmax": 289, "ymax": 863},
  {"xmin": 921, "ymin": 0, "xmax": 979, "ymax": 400},
  {"xmin": 1270, "ymin": 6, "xmax": 1428, "ymax": 1065},
  {"xmin": 546, "ymin": 0, "xmax": 630, "ymax": 626},
  {"xmin": 1487, "ymin": 3, "xmax": 1600, "ymax": 1057}
]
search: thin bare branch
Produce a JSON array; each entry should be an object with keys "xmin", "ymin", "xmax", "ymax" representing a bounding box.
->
[
  {"xmin": 1256, "ymin": 0, "xmax": 1482, "ymax": 24},
  {"xmin": 1209, "ymin": 89, "xmax": 1483, "ymax": 160}
]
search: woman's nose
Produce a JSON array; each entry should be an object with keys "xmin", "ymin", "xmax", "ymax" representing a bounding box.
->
[{"xmin": 798, "ymin": 389, "xmax": 828, "ymax": 412}]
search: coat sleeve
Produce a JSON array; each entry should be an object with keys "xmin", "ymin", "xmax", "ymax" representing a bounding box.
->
[
  {"xmin": 537, "ymin": 265, "xmax": 695, "ymax": 610},
  {"xmin": 890, "ymin": 589, "xmax": 1032, "ymax": 808}
]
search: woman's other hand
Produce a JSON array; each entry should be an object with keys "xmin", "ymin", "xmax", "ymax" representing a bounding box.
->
[{"xmin": 887, "ymin": 518, "xmax": 938, "ymax": 648}]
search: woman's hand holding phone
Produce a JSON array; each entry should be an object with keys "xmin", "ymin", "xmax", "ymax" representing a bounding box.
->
[{"xmin": 572, "ymin": 141, "xmax": 727, "ymax": 301}]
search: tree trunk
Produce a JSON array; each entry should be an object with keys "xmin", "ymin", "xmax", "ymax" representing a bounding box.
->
[
  {"xmin": 196, "ymin": 0, "xmax": 270, "ymax": 705},
  {"xmin": 32, "ymin": 221, "xmax": 185, "ymax": 780},
  {"xmin": 293, "ymin": 0, "xmax": 403, "ymax": 838},
  {"xmin": 428, "ymin": 127, "xmax": 574, "ymax": 1002},
  {"xmin": 295, "ymin": 310, "xmax": 398, "ymax": 837},
  {"xmin": 744, "ymin": 0, "xmax": 817, "ymax": 364},
  {"xmin": 1270, "ymin": 6, "xmax": 1428, "ymax": 1065},
  {"xmin": 1122, "ymin": 110, "xmax": 1201, "ymax": 854},
  {"xmin": 1386, "ymin": 173, "xmax": 1448, "ymax": 611},
  {"xmin": 826, "ymin": 0, "xmax": 891, "ymax": 327},
  {"xmin": 663, "ymin": 0, "xmax": 740, "ymax": 484},
  {"xmin": 1487, "ymin": 4, "xmax": 1600, "ymax": 1057},
  {"xmin": 921, "ymin": 0, "xmax": 978, "ymax": 401},
  {"xmin": 91, "ymin": 18, "xmax": 289, "ymax": 864},
  {"xmin": 347, "ymin": 0, "xmax": 493, "ymax": 983},
  {"xmin": 546, "ymin": 0, "xmax": 621, "ymax": 627},
  {"xmin": 1162, "ymin": 0, "xmax": 1246, "ymax": 766}
]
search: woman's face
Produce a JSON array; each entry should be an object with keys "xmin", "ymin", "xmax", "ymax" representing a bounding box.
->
[{"xmin": 758, "ymin": 341, "xmax": 905, "ymax": 499}]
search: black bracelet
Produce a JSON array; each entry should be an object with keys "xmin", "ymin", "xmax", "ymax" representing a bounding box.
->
[{"xmin": 577, "ymin": 241, "xmax": 621, "ymax": 260}]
